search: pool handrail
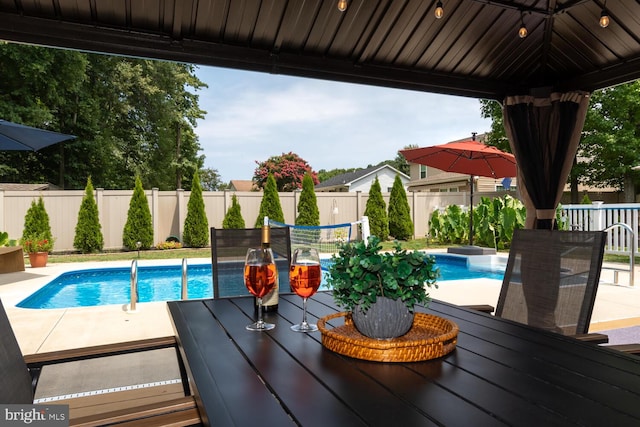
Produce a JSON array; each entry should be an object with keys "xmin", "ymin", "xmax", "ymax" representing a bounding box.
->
[
  {"xmin": 129, "ymin": 259, "xmax": 138, "ymax": 312},
  {"xmin": 181, "ymin": 258, "xmax": 188, "ymax": 300}
]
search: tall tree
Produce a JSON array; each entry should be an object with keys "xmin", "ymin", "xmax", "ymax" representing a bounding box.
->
[
  {"xmin": 222, "ymin": 195, "xmax": 246, "ymax": 229},
  {"xmin": 255, "ymin": 174, "xmax": 285, "ymax": 227},
  {"xmin": 74, "ymin": 177, "xmax": 104, "ymax": 253},
  {"xmin": 122, "ymin": 175, "xmax": 153, "ymax": 250},
  {"xmin": 0, "ymin": 43, "xmax": 207, "ymax": 190},
  {"xmin": 388, "ymin": 175, "xmax": 413, "ymax": 240},
  {"xmin": 578, "ymin": 82, "xmax": 640, "ymax": 202},
  {"xmin": 183, "ymin": 172, "xmax": 209, "ymax": 247},
  {"xmin": 295, "ymin": 173, "xmax": 320, "ymax": 226},
  {"xmin": 364, "ymin": 177, "xmax": 389, "ymax": 241},
  {"xmin": 253, "ymin": 152, "xmax": 318, "ymax": 191}
]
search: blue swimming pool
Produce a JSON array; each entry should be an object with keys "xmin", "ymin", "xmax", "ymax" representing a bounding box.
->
[{"xmin": 18, "ymin": 254, "xmax": 505, "ymax": 309}]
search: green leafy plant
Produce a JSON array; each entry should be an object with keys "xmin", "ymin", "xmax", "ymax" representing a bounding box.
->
[
  {"xmin": 156, "ymin": 240, "xmax": 183, "ymax": 250},
  {"xmin": 0, "ymin": 232, "xmax": 17, "ymax": 247},
  {"xmin": 21, "ymin": 233, "xmax": 55, "ymax": 253},
  {"xmin": 326, "ymin": 235, "xmax": 439, "ymax": 314}
]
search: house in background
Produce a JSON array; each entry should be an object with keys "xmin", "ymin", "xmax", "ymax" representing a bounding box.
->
[
  {"xmin": 315, "ymin": 165, "xmax": 409, "ymax": 193},
  {"xmin": 404, "ymin": 134, "xmax": 518, "ymax": 195},
  {"xmin": 228, "ymin": 180, "xmax": 257, "ymax": 192},
  {"xmin": 0, "ymin": 183, "xmax": 59, "ymax": 191}
]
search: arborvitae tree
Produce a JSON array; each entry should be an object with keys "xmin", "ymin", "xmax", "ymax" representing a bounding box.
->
[
  {"xmin": 73, "ymin": 177, "xmax": 104, "ymax": 253},
  {"xmin": 388, "ymin": 175, "xmax": 414, "ymax": 240},
  {"xmin": 295, "ymin": 173, "xmax": 320, "ymax": 226},
  {"xmin": 364, "ymin": 177, "xmax": 389, "ymax": 240},
  {"xmin": 22, "ymin": 196, "xmax": 53, "ymax": 243},
  {"xmin": 255, "ymin": 173, "xmax": 285, "ymax": 227},
  {"xmin": 223, "ymin": 194, "xmax": 246, "ymax": 229},
  {"xmin": 122, "ymin": 175, "xmax": 154, "ymax": 250},
  {"xmin": 183, "ymin": 172, "xmax": 209, "ymax": 247}
]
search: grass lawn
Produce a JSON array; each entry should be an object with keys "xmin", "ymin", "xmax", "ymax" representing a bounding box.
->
[{"xmin": 43, "ymin": 238, "xmax": 445, "ymax": 264}]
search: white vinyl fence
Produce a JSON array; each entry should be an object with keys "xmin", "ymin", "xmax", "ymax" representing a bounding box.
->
[
  {"xmin": 2, "ymin": 189, "xmax": 500, "ymax": 252},
  {"xmin": 561, "ymin": 202, "xmax": 639, "ymax": 256}
]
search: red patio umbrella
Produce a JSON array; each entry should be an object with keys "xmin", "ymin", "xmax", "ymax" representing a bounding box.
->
[{"xmin": 400, "ymin": 139, "xmax": 516, "ymax": 246}]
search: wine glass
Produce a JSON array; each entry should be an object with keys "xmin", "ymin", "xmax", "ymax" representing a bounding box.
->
[
  {"xmin": 243, "ymin": 247, "xmax": 276, "ymax": 331},
  {"xmin": 289, "ymin": 247, "xmax": 321, "ymax": 332}
]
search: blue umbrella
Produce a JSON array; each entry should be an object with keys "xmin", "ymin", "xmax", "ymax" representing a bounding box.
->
[{"xmin": 0, "ymin": 119, "xmax": 76, "ymax": 151}]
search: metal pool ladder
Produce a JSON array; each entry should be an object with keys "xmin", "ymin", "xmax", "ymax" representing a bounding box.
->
[
  {"xmin": 181, "ymin": 258, "xmax": 188, "ymax": 300},
  {"xmin": 603, "ymin": 223, "xmax": 635, "ymax": 287},
  {"xmin": 127, "ymin": 259, "xmax": 139, "ymax": 312}
]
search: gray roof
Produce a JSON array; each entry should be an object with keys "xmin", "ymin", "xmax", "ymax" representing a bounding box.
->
[{"xmin": 0, "ymin": 183, "xmax": 57, "ymax": 191}]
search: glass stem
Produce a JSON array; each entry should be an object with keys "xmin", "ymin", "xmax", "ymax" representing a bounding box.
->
[
  {"xmin": 257, "ymin": 297, "xmax": 264, "ymax": 328},
  {"xmin": 301, "ymin": 297, "xmax": 309, "ymax": 327}
]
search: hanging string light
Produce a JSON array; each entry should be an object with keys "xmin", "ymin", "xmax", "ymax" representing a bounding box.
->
[
  {"xmin": 599, "ymin": 1, "xmax": 610, "ymax": 28},
  {"xmin": 518, "ymin": 11, "xmax": 528, "ymax": 38},
  {"xmin": 337, "ymin": 0, "xmax": 348, "ymax": 12},
  {"xmin": 434, "ymin": 1, "xmax": 444, "ymax": 19}
]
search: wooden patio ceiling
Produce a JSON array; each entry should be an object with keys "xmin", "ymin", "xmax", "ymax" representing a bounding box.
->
[{"xmin": 0, "ymin": 0, "xmax": 638, "ymax": 100}]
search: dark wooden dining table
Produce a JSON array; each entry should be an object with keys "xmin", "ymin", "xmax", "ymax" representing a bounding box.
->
[{"xmin": 167, "ymin": 292, "xmax": 640, "ymax": 426}]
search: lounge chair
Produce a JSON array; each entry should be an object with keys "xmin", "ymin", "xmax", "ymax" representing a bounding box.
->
[
  {"xmin": 0, "ymin": 298, "xmax": 201, "ymax": 426},
  {"xmin": 0, "ymin": 246, "xmax": 25, "ymax": 273}
]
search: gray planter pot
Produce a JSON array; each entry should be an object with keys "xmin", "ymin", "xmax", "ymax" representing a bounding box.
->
[{"xmin": 352, "ymin": 297, "xmax": 414, "ymax": 339}]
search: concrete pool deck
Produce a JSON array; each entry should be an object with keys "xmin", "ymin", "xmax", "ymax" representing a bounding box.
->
[{"xmin": 1, "ymin": 256, "xmax": 640, "ymax": 356}]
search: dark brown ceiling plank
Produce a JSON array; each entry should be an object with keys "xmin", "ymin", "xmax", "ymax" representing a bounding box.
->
[{"xmin": 0, "ymin": 11, "xmax": 507, "ymax": 99}]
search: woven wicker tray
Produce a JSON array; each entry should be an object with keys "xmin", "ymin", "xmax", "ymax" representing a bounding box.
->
[{"xmin": 317, "ymin": 312, "xmax": 459, "ymax": 362}]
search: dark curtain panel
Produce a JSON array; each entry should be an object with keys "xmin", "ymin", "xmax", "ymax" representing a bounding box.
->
[
  {"xmin": 503, "ymin": 92, "xmax": 590, "ymax": 230},
  {"xmin": 502, "ymin": 92, "xmax": 590, "ymax": 328}
]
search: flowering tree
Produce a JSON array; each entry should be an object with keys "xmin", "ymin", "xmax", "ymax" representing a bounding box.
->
[{"xmin": 253, "ymin": 152, "xmax": 319, "ymax": 191}]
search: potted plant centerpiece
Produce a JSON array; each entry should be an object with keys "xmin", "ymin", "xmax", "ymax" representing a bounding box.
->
[
  {"xmin": 326, "ymin": 236, "xmax": 439, "ymax": 339},
  {"xmin": 21, "ymin": 233, "xmax": 54, "ymax": 267}
]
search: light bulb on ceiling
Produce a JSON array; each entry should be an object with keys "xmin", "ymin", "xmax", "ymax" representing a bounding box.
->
[
  {"xmin": 435, "ymin": 1, "xmax": 444, "ymax": 19},
  {"xmin": 337, "ymin": 0, "xmax": 348, "ymax": 12},
  {"xmin": 518, "ymin": 12, "xmax": 528, "ymax": 38},
  {"xmin": 599, "ymin": 10, "xmax": 610, "ymax": 28}
]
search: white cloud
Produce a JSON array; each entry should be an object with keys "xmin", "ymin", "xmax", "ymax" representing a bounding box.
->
[{"xmin": 195, "ymin": 67, "xmax": 491, "ymax": 181}]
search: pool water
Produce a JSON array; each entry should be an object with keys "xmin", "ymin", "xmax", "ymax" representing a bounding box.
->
[{"xmin": 18, "ymin": 255, "xmax": 505, "ymax": 309}]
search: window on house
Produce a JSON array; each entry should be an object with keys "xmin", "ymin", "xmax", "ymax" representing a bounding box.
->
[{"xmin": 420, "ymin": 165, "xmax": 427, "ymax": 179}]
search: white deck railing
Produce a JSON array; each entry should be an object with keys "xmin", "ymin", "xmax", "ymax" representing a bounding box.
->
[{"xmin": 561, "ymin": 202, "xmax": 639, "ymax": 256}]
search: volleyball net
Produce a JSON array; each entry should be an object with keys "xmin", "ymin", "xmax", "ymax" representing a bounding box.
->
[{"xmin": 269, "ymin": 216, "xmax": 370, "ymax": 254}]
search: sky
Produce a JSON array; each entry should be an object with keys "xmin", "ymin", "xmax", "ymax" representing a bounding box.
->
[{"xmin": 194, "ymin": 65, "xmax": 492, "ymax": 182}]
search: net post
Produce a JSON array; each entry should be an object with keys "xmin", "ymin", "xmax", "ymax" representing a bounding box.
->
[{"xmin": 361, "ymin": 216, "xmax": 370, "ymax": 241}]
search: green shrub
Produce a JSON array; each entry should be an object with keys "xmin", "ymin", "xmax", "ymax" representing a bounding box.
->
[
  {"xmin": 364, "ymin": 177, "xmax": 389, "ymax": 240},
  {"xmin": 156, "ymin": 240, "xmax": 183, "ymax": 250},
  {"xmin": 581, "ymin": 193, "xmax": 592, "ymax": 204},
  {"xmin": 388, "ymin": 175, "xmax": 413, "ymax": 240},
  {"xmin": 255, "ymin": 173, "xmax": 285, "ymax": 227},
  {"xmin": 222, "ymin": 194, "xmax": 245, "ymax": 229},
  {"xmin": 295, "ymin": 173, "xmax": 320, "ymax": 226},
  {"xmin": 122, "ymin": 175, "xmax": 153, "ymax": 250},
  {"xmin": 183, "ymin": 172, "xmax": 209, "ymax": 248},
  {"xmin": 73, "ymin": 177, "xmax": 104, "ymax": 253},
  {"xmin": 22, "ymin": 196, "xmax": 53, "ymax": 248}
]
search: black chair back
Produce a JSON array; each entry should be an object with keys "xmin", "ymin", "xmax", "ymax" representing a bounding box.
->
[
  {"xmin": 496, "ymin": 229, "xmax": 606, "ymax": 335},
  {"xmin": 210, "ymin": 227, "xmax": 291, "ymax": 298}
]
